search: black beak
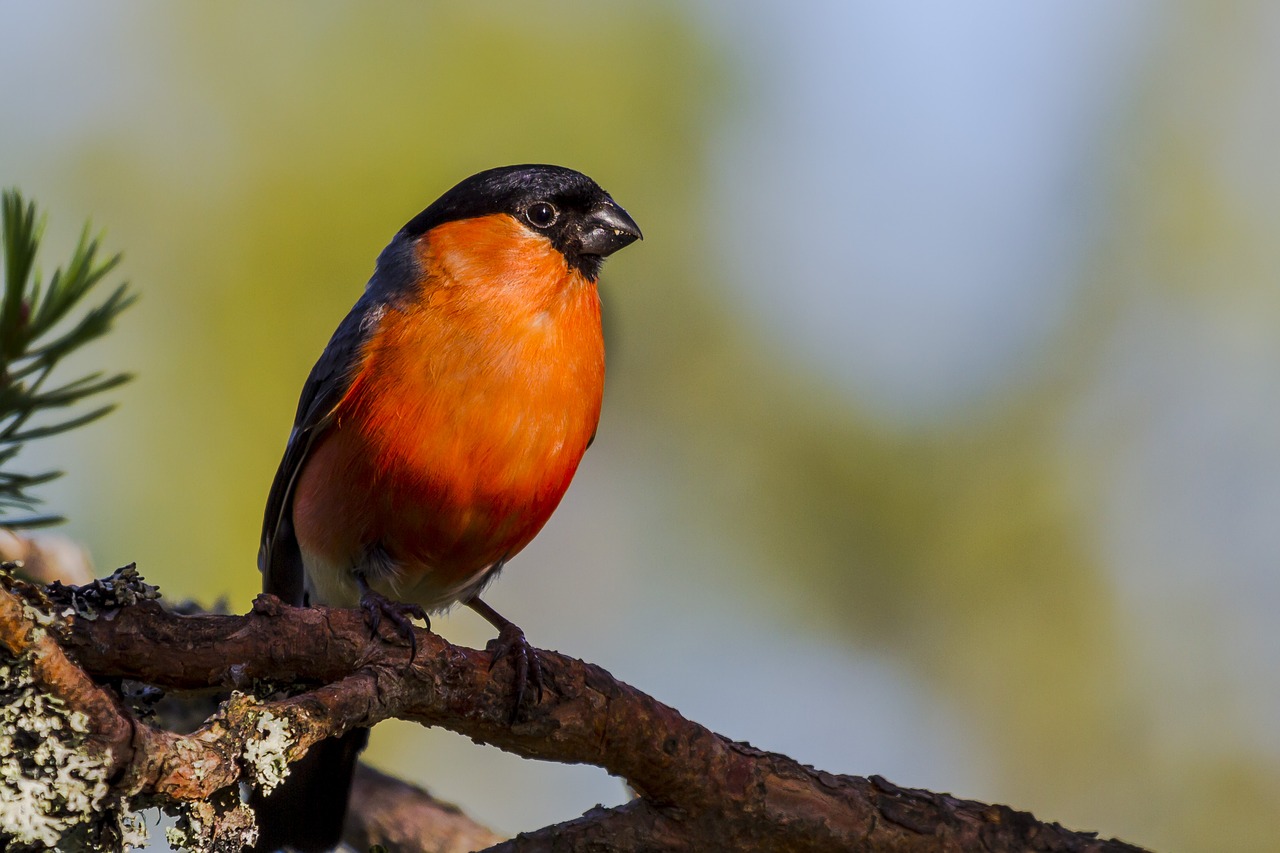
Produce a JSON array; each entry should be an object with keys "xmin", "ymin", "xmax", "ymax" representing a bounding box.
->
[{"xmin": 579, "ymin": 200, "xmax": 642, "ymax": 257}]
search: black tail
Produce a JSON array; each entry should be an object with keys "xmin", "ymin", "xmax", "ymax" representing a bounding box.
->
[{"xmin": 250, "ymin": 727, "xmax": 368, "ymax": 852}]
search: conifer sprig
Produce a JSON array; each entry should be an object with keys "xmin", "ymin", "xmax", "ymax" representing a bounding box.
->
[{"xmin": 1, "ymin": 190, "xmax": 135, "ymax": 528}]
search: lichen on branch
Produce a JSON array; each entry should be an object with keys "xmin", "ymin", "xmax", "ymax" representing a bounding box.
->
[
  {"xmin": 0, "ymin": 576, "xmax": 147, "ymax": 851},
  {"xmin": 0, "ymin": 564, "xmax": 1150, "ymax": 853}
]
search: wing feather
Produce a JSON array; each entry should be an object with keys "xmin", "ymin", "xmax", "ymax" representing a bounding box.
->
[{"xmin": 258, "ymin": 292, "xmax": 384, "ymax": 603}]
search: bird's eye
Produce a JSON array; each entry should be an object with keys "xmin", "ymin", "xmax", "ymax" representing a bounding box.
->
[{"xmin": 525, "ymin": 202, "xmax": 558, "ymax": 229}]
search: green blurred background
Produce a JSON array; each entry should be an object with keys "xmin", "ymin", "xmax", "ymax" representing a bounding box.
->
[{"xmin": 4, "ymin": 2, "xmax": 1279, "ymax": 850}]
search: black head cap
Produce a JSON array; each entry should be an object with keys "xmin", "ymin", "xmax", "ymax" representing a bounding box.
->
[{"xmin": 400, "ymin": 164, "xmax": 641, "ymax": 279}]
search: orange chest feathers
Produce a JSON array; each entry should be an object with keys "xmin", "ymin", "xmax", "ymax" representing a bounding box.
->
[{"xmin": 314, "ymin": 215, "xmax": 605, "ymax": 562}]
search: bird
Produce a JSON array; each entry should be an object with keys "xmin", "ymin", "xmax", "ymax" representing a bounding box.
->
[{"xmin": 251, "ymin": 164, "xmax": 641, "ymax": 852}]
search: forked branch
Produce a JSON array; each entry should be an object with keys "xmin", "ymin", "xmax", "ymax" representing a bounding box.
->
[{"xmin": 0, "ymin": 569, "xmax": 1148, "ymax": 853}]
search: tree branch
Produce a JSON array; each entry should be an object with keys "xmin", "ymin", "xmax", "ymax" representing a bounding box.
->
[
  {"xmin": 346, "ymin": 764, "xmax": 503, "ymax": 853},
  {"xmin": 0, "ymin": 569, "xmax": 1150, "ymax": 852}
]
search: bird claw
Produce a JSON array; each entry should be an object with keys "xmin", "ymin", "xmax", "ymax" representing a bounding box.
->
[
  {"xmin": 358, "ymin": 586, "xmax": 429, "ymax": 662},
  {"xmin": 486, "ymin": 622, "xmax": 544, "ymax": 721}
]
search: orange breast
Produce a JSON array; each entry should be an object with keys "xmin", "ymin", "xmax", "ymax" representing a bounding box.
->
[{"xmin": 291, "ymin": 214, "xmax": 604, "ymax": 605}]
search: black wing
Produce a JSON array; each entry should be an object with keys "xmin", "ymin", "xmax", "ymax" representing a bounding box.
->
[{"xmin": 258, "ymin": 291, "xmax": 386, "ymax": 604}]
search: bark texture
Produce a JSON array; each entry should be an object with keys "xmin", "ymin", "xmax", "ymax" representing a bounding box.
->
[{"xmin": 0, "ymin": 568, "xmax": 1150, "ymax": 852}]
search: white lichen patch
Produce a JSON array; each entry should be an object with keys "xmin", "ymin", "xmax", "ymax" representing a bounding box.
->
[
  {"xmin": 111, "ymin": 802, "xmax": 151, "ymax": 850},
  {"xmin": 0, "ymin": 649, "xmax": 148, "ymax": 850},
  {"xmin": 165, "ymin": 795, "xmax": 258, "ymax": 853},
  {"xmin": 164, "ymin": 802, "xmax": 206, "ymax": 851},
  {"xmin": 241, "ymin": 709, "xmax": 293, "ymax": 795}
]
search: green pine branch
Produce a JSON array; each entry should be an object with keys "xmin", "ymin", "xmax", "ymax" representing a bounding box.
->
[{"xmin": 0, "ymin": 189, "xmax": 136, "ymax": 529}]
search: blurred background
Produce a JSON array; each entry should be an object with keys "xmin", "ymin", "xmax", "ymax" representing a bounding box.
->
[{"xmin": 2, "ymin": 2, "xmax": 1278, "ymax": 850}]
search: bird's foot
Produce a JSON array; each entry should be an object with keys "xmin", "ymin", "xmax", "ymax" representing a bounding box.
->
[
  {"xmin": 486, "ymin": 622, "xmax": 545, "ymax": 722},
  {"xmin": 356, "ymin": 575, "xmax": 429, "ymax": 662},
  {"xmin": 467, "ymin": 595, "xmax": 544, "ymax": 722}
]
